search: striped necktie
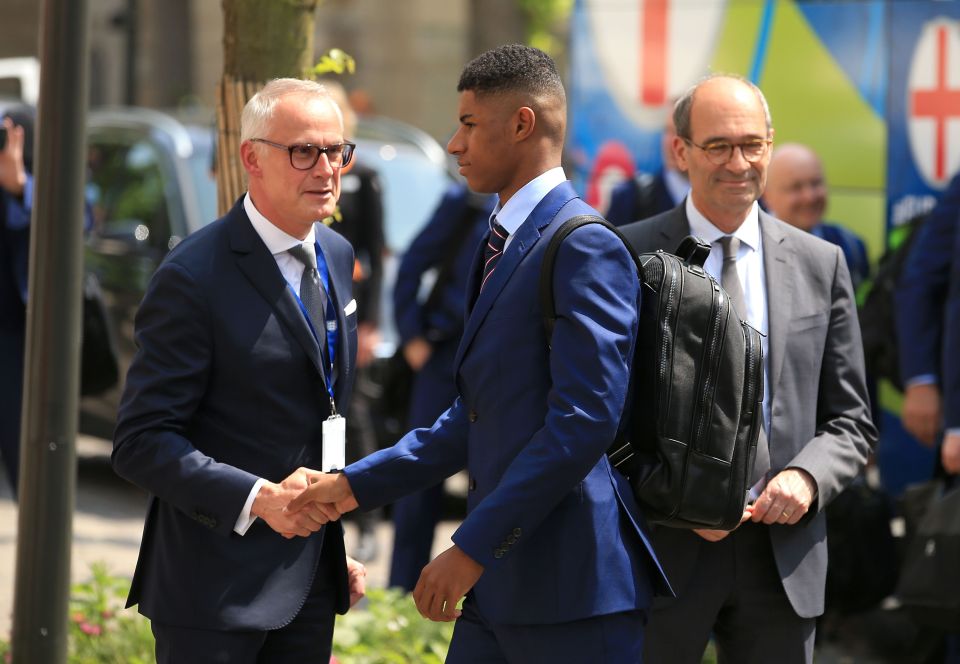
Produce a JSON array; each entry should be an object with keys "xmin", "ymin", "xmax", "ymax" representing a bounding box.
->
[{"xmin": 481, "ymin": 221, "xmax": 509, "ymax": 292}]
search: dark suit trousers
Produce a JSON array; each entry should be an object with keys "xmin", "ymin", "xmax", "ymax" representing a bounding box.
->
[
  {"xmin": 445, "ymin": 593, "xmax": 646, "ymax": 664},
  {"xmin": 0, "ymin": 328, "xmax": 24, "ymax": 492},
  {"xmin": 151, "ymin": 534, "xmax": 340, "ymax": 664},
  {"xmin": 643, "ymin": 522, "xmax": 815, "ymax": 664}
]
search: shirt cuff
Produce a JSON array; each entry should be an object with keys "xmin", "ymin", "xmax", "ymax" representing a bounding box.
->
[
  {"xmin": 234, "ymin": 478, "xmax": 266, "ymax": 536},
  {"xmin": 906, "ymin": 374, "xmax": 937, "ymax": 388}
]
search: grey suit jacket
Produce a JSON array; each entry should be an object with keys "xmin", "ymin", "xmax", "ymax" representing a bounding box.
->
[{"xmin": 620, "ymin": 204, "xmax": 876, "ymax": 618}]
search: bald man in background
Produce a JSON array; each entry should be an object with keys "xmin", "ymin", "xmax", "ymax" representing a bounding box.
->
[{"xmin": 763, "ymin": 143, "xmax": 870, "ymax": 291}]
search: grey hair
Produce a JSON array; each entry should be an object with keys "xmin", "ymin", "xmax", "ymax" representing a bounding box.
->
[
  {"xmin": 673, "ymin": 74, "xmax": 772, "ymax": 140},
  {"xmin": 240, "ymin": 78, "xmax": 343, "ymax": 143}
]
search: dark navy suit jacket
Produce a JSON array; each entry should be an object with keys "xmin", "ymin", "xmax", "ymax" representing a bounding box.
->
[
  {"xmin": 605, "ymin": 171, "xmax": 675, "ymax": 227},
  {"xmin": 896, "ymin": 173, "xmax": 960, "ymax": 390},
  {"xmin": 347, "ymin": 180, "xmax": 670, "ymax": 625},
  {"xmin": 112, "ymin": 197, "xmax": 358, "ymax": 630}
]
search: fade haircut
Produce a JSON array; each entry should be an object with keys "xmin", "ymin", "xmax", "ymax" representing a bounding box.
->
[
  {"xmin": 673, "ymin": 73, "xmax": 772, "ymax": 140},
  {"xmin": 240, "ymin": 78, "xmax": 343, "ymax": 144},
  {"xmin": 457, "ymin": 43, "xmax": 565, "ymax": 106}
]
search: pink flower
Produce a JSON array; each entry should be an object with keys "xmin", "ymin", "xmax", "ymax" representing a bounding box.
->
[
  {"xmin": 70, "ymin": 612, "xmax": 86, "ymax": 624},
  {"xmin": 79, "ymin": 622, "xmax": 102, "ymax": 636}
]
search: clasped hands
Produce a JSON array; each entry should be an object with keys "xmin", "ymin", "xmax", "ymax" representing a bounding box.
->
[
  {"xmin": 252, "ymin": 466, "xmax": 485, "ymax": 621},
  {"xmin": 250, "ymin": 467, "xmax": 358, "ymax": 539}
]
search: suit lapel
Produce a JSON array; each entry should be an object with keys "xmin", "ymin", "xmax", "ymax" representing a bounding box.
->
[
  {"xmin": 228, "ymin": 205, "xmax": 326, "ymax": 377},
  {"xmin": 454, "ymin": 181, "xmax": 578, "ymax": 372},
  {"xmin": 659, "ymin": 205, "xmax": 691, "ymax": 252},
  {"xmin": 760, "ymin": 212, "xmax": 792, "ymax": 399}
]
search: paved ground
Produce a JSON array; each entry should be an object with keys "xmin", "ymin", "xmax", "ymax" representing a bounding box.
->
[{"xmin": 0, "ymin": 435, "xmax": 458, "ymax": 640}]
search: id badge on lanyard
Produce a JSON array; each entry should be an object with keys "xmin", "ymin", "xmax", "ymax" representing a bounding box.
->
[{"xmin": 322, "ymin": 396, "xmax": 346, "ymax": 472}]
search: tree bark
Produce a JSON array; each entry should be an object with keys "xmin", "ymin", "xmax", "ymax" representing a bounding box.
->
[{"xmin": 217, "ymin": 0, "xmax": 318, "ymax": 215}]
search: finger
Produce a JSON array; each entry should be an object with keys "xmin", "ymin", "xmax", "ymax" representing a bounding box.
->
[
  {"xmin": 429, "ymin": 593, "xmax": 447, "ymax": 621},
  {"xmin": 286, "ymin": 485, "xmax": 319, "ymax": 512},
  {"xmin": 315, "ymin": 502, "xmax": 342, "ymax": 522}
]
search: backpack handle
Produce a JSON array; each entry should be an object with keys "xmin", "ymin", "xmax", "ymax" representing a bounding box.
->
[{"xmin": 675, "ymin": 235, "xmax": 711, "ymax": 267}]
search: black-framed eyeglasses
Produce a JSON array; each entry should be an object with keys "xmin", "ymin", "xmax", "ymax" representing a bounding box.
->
[
  {"xmin": 683, "ymin": 138, "xmax": 771, "ymax": 165},
  {"xmin": 250, "ymin": 138, "xmax": 356, "ymax": 170}
]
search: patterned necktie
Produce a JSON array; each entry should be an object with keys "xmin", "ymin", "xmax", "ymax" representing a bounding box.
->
[
  {"xmin": 719, "ymin": 235, "xmax": 769, "ymax": 485},
  {"xmin": 288, "ymin": 243, "xmax": 329, "ymax": 362},
  {"xmin": 481, "ymin": 221, "xmax": 509, "ymax": 292}
]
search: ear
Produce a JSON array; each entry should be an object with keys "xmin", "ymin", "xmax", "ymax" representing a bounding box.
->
[
  {"xmin": 240, "ymin": 141, "xmax": 262, "ymax": 178},
  {"xmin": 673, "ymin": 135, "xmax": 690, "ymax": 173},
  {"xmin": 512, "ymin": 106, "xmax": 536, "ymax": 143}
]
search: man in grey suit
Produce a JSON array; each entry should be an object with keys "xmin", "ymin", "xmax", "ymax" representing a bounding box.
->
[{"xmin": 620, "ymin": 75, "xmax": 876, "ymax": 663}]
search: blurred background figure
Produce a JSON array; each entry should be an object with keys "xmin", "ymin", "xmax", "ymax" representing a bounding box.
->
[
  {"xmin": 894, "ymin": 168, "xmax": 960, "ymax": 664},
  {"xmin": 764, "ymin": 143, "xmax": 870, "ymax": 292},
  {"xmin": 605, "ymin": 106, "xmax": 688, "ymax": 227},
  {"xmin": 0, "ymin": 105, "xmax": 35, "ymax": 496},
  {"xmin": 324, "ymin": 80, "xmax": 387, "ymax": 563},
  {"xmin": 387, "ymin": 181, "xmax": 493, "ymax": 592},
  {"xmin": 896, "ymin": 172, "xmax": 960, "ymax": 452}
]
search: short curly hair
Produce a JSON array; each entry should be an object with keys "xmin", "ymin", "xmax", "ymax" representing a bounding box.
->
[{"xmin": 457, "ymin": 44, "xmax": 565, "ymax": 104}]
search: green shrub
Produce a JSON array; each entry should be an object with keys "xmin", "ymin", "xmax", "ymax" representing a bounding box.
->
[
  {"xmin": 333, "ymin": 587, "xmax": 453, "ymax": 664},
  {"xmin": 0, "ymin": 562, "xmax": 155, "ymax": 663}
]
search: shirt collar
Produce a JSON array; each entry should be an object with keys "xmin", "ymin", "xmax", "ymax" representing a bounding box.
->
[
  {"xmin": 489, "ymin": 167, "xmax": 567, "ymax": 235},
  {"xmin": 685, "ymin": 196, "xmax": 761, "ymax": 251},
  {"xmin": 244, "ymin": 192, "xmax": 316, "ymax": 255}
]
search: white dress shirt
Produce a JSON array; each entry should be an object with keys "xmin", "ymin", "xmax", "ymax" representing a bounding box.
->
[
  {"xmin": 489, "ymin": 167, "xmax": 567, "ymax": 248},
  {"xmin": 686, "ymin": 197, "xmax": 771, "ymax": 434},
  {"xmin": 233, "ymin": 193, "xmax": 322, "ymax": 535}
]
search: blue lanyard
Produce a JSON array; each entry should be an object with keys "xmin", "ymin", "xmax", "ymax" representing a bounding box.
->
[{"xmin": 289, "ymin": 241, "xmax": 338, "ymax": 403}]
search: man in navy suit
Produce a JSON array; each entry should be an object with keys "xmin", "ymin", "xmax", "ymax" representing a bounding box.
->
[
  {"xmin": 0, "ymin": 107, "xmax": 33, "ymax": 494},
  {"xmin": 388, "ymin": 182, "xmax": 493, "ymax": 592},
  {"xmin": 290, "ymin": 44, "xmax": 670, "ymax": 662},
  {"xmin": 896, "ymin": 172, "xmax": 960, "ymax": 453},
  {"xmin": 112, "ymin": 78, "xmax": 365, "ymax": 664}
]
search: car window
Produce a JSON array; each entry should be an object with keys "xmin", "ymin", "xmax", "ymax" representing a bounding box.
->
[
  {"xmin": 86, "ymin": 136, "xmax": 171, "ymax": 245},
  {"xmin": 185, "ymin": 125, "xmax": 218, "ymax": 226}
]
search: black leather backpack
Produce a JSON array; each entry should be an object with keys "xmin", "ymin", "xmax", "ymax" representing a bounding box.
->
[{"xmin": 540, "ymin": 215, "xmax": 763, "ymax": 530}]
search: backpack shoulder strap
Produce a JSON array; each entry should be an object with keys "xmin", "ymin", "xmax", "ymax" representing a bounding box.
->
[{"xmin": 539, "ymin": 214, "xmax": 641, "ymax": 344}]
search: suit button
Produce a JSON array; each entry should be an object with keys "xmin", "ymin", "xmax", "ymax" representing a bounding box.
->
[
  {"xmin": 493, "ymin": 548, "xmax": 505, "ymax": 559},
  {"xmin": 507, "ymin": 535, "xmax": 516, "ymax": 545},
  {"xmin": 469, "ymin": 410, "xmax": 478, "ymax": 423},
  {"xmin": 468, "ymin": 476, "xmax": 477, "ymax": 491},
  {"xmin": 512, "ymin": 527, "xmax": 522, "ymax": 538}
]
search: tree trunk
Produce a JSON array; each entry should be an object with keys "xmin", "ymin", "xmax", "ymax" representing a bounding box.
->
[{"xmin": 217, "ymin": 0, "xmax": 318, "ymax": 215}]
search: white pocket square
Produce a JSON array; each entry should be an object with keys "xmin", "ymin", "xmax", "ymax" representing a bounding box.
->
[{"xmin": 344, "ymin": 299, "xmax": 357, "ymax": 315}]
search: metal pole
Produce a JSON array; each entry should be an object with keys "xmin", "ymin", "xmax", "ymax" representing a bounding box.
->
[{"xmin": 10, "ymin": 0, "xmax": 90, "ymax": 660}]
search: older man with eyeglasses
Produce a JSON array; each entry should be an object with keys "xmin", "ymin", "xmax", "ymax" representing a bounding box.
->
[
  {"xmin": 620, "ymin": 74, "xmax": 876, "ymax": 664},
  {"xmin": 112, "ymin": 78, "xmax": 366, "ymax": 664}
]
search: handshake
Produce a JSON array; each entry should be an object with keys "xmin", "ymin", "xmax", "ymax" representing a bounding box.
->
[{"xmin": 251, "ymin": 467, "xmax": 358, "ymax": 539}]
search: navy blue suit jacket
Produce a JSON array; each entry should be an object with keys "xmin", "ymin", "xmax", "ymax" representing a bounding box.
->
[
  {"xmin": 605, "ymin": 172, "xmax": 675, "ymax": 227},
  {"xmin": 896, "ymin": 173, "xmax": 960, "ymax": 386},
  {"xmin": 112, "ymin": 197, "xmax": 358, "ymax": 630},
  {"xmin": 347, "ymin": 180, "xmax": 670, "ymax": 625}
]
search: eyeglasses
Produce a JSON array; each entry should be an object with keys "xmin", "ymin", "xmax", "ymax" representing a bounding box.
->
[
  {"xmin": 250, "ymin": 138, "xmax": 356, "ymax": 170},
  {"xmin": 683, "ymin": 138, "xmax": 771, "ymax": 165}
]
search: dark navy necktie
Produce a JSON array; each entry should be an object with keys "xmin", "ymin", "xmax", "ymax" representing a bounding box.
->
[
  {"xmin": 288, "ymin": 243, "xmax": 329, "ymax": 362},
  {"xmin": 481, "ymin": 221, "xmax": 509, "ymax": 292}
]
